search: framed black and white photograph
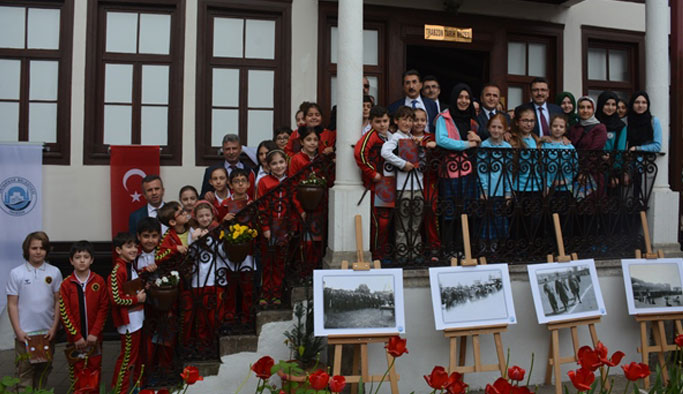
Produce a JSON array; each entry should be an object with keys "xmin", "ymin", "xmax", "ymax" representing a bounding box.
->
[
  {"xmin": 313, "ymin": 268, "xmax": 405, "ymax": 336},
  {"xmin": 527, "ymin": 259, "xmax": 606, "ymax": 324},
  {"xmin": 621, "ymin": 258, "xmax": 683, "ymax": 315},
  {"xmin": 428, "ymin": 265, "xmax": 517, "ymax": 330}
]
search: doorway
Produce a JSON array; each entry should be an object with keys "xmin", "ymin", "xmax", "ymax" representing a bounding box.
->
[{"xmin": 406, "ymin": 45, "xmax": 490, "ymax": 108}]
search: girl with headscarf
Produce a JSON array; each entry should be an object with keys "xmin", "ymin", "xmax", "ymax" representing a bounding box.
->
[
  {"xmin": 568, "ymin": 97, "xmax": 607, "ymax": 150},
  {"xmin": 617, "ymin": 98, "xmax": 628, "ymax": 121},
  {"xmin": 556, "ymin": 92, "xmax": 578, "ymax": 127},
  {"xmin": 596, "ymin": 91, "xmax": 627, "ymax": 151},
  {"xmin": 626, "ymin": 91, "xmax": 662, "ymax": 152},
  {"xmin": 435, "ymin": 83, "xmax": 481, "ymax": 252}
]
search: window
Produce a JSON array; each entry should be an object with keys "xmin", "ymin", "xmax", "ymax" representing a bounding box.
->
[
  {"xmin": 84, "ymin": 0, "xmax": 184, "ymax": 165},
  {"xmin": 582, "ymin": 26, "xmax": 644, "ymax": 102},
  {"xmin": 195, "ymin": 1, "xmax": 290, "ymax": 165},
  {"xmin": 505, "ymin": 36, "xmax": 554, "ymax": 109},
  {"xmin": 0, "ymin": 1, "xmax": 73, "ymax": 164}
]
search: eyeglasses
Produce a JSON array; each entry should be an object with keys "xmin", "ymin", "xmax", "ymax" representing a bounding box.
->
[{"xmin": 276, "ymin": 135, "xmax": 289, "ymax": 141}]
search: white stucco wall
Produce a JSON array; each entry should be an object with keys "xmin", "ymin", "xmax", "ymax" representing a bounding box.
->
[{"xmin": 189, "ymin": 267, "xmax": 644, "ymax": 393}]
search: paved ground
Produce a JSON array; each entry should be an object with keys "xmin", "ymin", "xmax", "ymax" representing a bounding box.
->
[{"xmin": 0, "ymin": 341, "xmax": 120, "ymax": 393}]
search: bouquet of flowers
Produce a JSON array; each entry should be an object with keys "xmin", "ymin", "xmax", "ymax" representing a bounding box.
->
[
  {"xmin": 220, "ymin": 224, "xmax": 258, "ymax": 245},
  {"xmin": 154, "ymin": 270, "xmax": 180, "ymax": 288}
]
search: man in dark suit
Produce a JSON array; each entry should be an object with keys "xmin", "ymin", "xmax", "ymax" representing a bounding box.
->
[
  {"xmin": 517, "ymin": 77, "xmax": 563, "ymax": 137},
  {"xmin": 128, "ymin": 174, "xmax": 166, "ymax": 234},
  {"xmin": 199, "ymin": 133, "xmax": 257, "ymax": 198},
  {"xmin": 421, "ymin": 75, "xmax": 443, "ymax": 113},
  {"xmin": 387, "ymin": 70, "xmax": 439, "ymax": 132},
  {"xmin": 476, "ymin": 84, "xmax": 512, "ymax": 140}
]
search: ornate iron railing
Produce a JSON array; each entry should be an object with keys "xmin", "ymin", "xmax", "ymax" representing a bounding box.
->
[{"xmin": 369, "ymin": 145, "xmax": 658, "ymax": 268}]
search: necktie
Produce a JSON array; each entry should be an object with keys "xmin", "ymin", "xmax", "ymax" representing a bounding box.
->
[
  {"xmin": 488, "ymin": 109, "xmax": 495, "ymax": 119},
  {"xmin": 411, "ymin": 99, "xmax": 418, "ymax": 109},
  {"xmin": 538, "ymin": 106, "xmax": 549, "ymax": 136}
]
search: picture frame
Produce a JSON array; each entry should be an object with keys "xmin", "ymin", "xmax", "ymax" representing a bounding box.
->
[
  {"xmin": 428, "ymin": 265, "xmax": 517, "ymax": 330},
  {"xmin": 527, "ymin": 259, "xmax": 606, "ymax": 324},
  {"xmin": 313, "ymin": 268, "xmax": 405, "ymax": 337},
  {"xmin": 621, "ymin": 258, "xmax": 683, "ymax": 315}
]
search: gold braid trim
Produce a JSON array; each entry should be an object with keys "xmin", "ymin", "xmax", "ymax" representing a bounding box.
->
[
  {"xmin": 154, "ymin": 229, "xmax": 173, "ymax": 262},
  {"xmin": 114, "ymin": 331, "xmax": 132, "ymax": 393},
  {"xmin": 110, "ymin": 264, "xmax": 132, "ymax": 306},
  {"xmin": 68, "ymin": 363, "xmax": 75, "ymax": 387},
  {"xmin": 59, "ymin": 296, "xmax": 78, "ymax": 336}
]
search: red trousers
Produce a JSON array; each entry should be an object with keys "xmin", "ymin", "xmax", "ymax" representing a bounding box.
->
[
  {"xmin": 223, "ymin": 272, "xmax": 255, "ymax": 324},
  {"xmin": 69, "ymin": 353, "xmax": 102, "ymax": 393},
  {"xmin": 371, "ymin": 204, "xmax": 392, "ymax": 261},
  {"xmin": 261, "ymin": 240, "xmax": 287, "ymax": 300},
  {"xmin": 423, "ymin": 180, "xmax": 440, "ymax": 248},
  {"xmin": 112, "ymin": 329, "xmax": 142, "ymax": 393},
  {"xmin": 181, "ymin": 286, "xmax": 222, "ymax": 344}
]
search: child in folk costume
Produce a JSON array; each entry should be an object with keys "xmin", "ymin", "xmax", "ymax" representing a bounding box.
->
[
  {"xmin": 353, "ymin": 106, "xmax": 393, "ymax": 261},
  {"xmin": 411, "ymin": 108, "xmax": 440, "ymax": 257},
  {"xmin": 257, "ymin": 149, "xmax": 293, "ymax": 306},
  {"xmin": 59, "ymin": 241, "xmax": 108, "ymax": 393},
  {"xmin": 155, "ymin": 202, "xmax": 190, "ymax": 265},
  {"xmin": 109, "ymin": 232, "xmax": 146, "ymax": 393}
]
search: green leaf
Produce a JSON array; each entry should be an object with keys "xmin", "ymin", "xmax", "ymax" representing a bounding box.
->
[{"xmin": 1, "ymin": 376, "xmax": 18, "ymax": 387}]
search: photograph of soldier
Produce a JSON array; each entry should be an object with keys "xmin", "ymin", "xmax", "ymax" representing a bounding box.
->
[
  {"xmin": 437, "ymin": 270, "xmax": 508, "ymax": 325},
  {"xmin": 322, "ymin": 275, "xmax": 396, "ymax": 329},
  {"xmin": 628, "ymin": 262, "xmax": 683, "ymax": 309},
  {"xmin": 534, "ymin": 265, "xmax": 599, "ymax": 318}
]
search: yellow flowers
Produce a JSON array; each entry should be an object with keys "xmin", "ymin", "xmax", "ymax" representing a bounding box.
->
[{"xmin": 225, "ymin": 224, "xmax": 258, "ymax": 244}]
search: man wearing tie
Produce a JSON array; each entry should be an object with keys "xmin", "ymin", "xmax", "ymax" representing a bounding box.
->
[
  {"xmin": 388, "ymin": 69, "xmax": 439, "ymax": 131},
  {"xmin": 476, "ymin": 84, "xmax": 511, "ymax": 140},
  {"xmin": 520, "ymin": 77, "xmax": 562, "ymax": 137},
  {"xmin": 128, "ymin": 175, "xmax": 167, "ymax": 234}
]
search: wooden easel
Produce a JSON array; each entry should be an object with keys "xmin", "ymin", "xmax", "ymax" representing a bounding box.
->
[
  {"xmin": 443, "ymin": 214, "xmax": 507, "ymax": 377},
  {"xmin": 633, "ymin": 211, "xmax": 681, "ymax": 388},
  {"xmin": 328, "ymin": 215, "xmax": 400, "ymax": 394},
  {"xmin": 544, "ymin": 213, "xmax": 604, "ymax": 394}
]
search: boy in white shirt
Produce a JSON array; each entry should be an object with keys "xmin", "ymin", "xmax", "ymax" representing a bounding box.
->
[
  {"xmin": 381, "ymin": 106, "xmax": 424, "ymax": 262},
  {"xmin": 6, "ymin": 231, "xmax": 62, "ymax": 391}
]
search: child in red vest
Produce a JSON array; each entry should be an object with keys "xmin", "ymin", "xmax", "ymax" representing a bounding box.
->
[
  {"xmin": 109, "ymin": 232, "xmax": 146, "ymax": 393},
  {"xmin": 59, "ymin": 241, "xmax": 109, "ymax": 393},
  {"xmin": 257, "ymin": 149, "xmax": 292, "ymax": 306},
  {"xmin": 155, "ymin": 202, "xmax": 190, "ymax": 265},
  {"xmin": 353, "ymin": 106, "xmax": 393, "ymax": 261}
]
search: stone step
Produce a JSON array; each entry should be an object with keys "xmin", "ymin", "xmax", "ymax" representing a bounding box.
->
[
  {"xmin": 220, "ymin": 334, "xmax": 259, "ymax": 356},
  {"xmin": 188, "ymin": 360, "xmax": 221, "ymax": 377}
]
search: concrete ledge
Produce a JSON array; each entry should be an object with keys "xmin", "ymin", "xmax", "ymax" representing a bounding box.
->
[
  {"xmin": 220, "ymin": 334, "xmax": 258, "ymax": 356},
  {"xmin": 188, "ymin": 360, "xmax": 221, "ymax": 377},
  {"xmin": 256, "ymin": 309, "xmax": 293, "ymax": 336}
]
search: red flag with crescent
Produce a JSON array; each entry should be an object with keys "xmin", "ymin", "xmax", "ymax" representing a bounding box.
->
[{"xmin": 110, "ymin": 146, "xmax": 160, "ymax": 236}]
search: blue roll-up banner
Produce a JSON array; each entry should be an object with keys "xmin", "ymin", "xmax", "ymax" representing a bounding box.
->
[{"xmin": 0, "ymin": 143, "xmax": 42, "ymax": 313}]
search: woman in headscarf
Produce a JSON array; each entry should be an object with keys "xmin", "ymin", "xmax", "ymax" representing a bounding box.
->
[
  {"xmin": 568, "ymin": 97, "xmax": 607, "ymax": 150},
  {"xmin": 556, "ymin": 92, "xmax": 578, "ymax": 127},
  {"xmin": 626, "ymin": 91, "xmax": 662, "ymax": 152},
  {"xmin": 617, "ymin": 98, "xmax": 628, "ymax": 121},
  {"xmin": 596, "ymin": 91, "xmax": 627, "ymax": 152},
  {"xmin": 435, "ymin": 83, "xmax": 481, "ymax": 255}
]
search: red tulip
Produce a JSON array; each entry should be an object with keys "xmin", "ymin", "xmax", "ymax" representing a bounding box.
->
[
  {"xmin": 447, "ymin": 380, "xmax": 468, "ymax": 394},
  {"xmin": 424, "ymin": 366, "xmax": 450, "ymax": 389},
  {"xmin": 385, "ymin": 336, "xmax": 408, "ymax": 358},
  {"xmin": 308, "ymin": 369, "xmax": 330, "ymax": 390},
  {"xmin": 568, "ymin": 368, "xmax": 595, "ymax": 391},
  {"xmin": 577, "ymin": 346, "xmax": 601, "ymax": 371},
  {"xmin": 508, "ymin": 365, "xmax": 526, "ymax": 381},
  {"xmin": 156, "ymin": 390, "xmax": 171, "ymax": 394},
  {"xmin": 485, "ymin": 377, "xmax": 512, "ymax": 394},
  {"xmin": 511, "ymin": 386, "xmax": 534, "ymax": 394},
  {"xmin": 138, "ymin": 390, "xmax": 155, "ymax": 394},
  {"xmin": 595, "ymin": 342, "xmax": 625, "ymax": 367},
  {"xmin": 676, "ymin": 334, "xmax": 683, "ymax": 348},
  {"xmin": 180, "ymin": 366, "xmax": 203, "ymax": 384},
  {"xmin": 329, "ymin": 375, "xmax": 346, "ymax": 392},
  {"xmin": 251, "ymin": 356, "xmax": 275, "ymax": 380},
  {"xmin": 622, "ymin": 362, "xmax": 651, "ymax": 381}
]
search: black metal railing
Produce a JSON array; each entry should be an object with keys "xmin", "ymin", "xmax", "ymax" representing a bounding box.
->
[{"xmin": 368, "ymin": 145, "xmax": 658, "ymax": 268}]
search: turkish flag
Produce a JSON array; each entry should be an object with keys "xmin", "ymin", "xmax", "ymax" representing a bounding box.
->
[{"xmin": 110, "ymin": 146, "xmax": 160, "ymax": 237}]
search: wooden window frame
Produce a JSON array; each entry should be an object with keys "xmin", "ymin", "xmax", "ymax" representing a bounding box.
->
[
  {"xmin": 581, "ymin": 25, "xmax": 645, "ymax": 97},
  {"xmin": 84, "ymin": 0, "xmax": 185, "ymax": 166},
  {"xmin": 505, "ymin": 33, "xmax": 559, "ymax": 106},
  {"xmin": 0, "ymin": 0, "xmax": 73, "ymax": 165},
  {"xmin": 195, "ymin": 0, "xmax": 291, "ymax": 167}
]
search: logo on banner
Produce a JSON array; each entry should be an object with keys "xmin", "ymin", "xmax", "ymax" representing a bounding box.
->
[
  {"xmin": 0, "ymin": 176, "xmax": 37, "ymax": 216},
  {"xmin": 123, "ymin": 169, "xmax": 146, "ymax": 202}
]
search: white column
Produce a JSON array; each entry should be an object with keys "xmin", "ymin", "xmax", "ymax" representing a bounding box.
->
[
  {"xmin": 645, "ymin": 0, "xmax": 679, "ymax": 246},
  {"xmin": 326, "ymin": 0, "xmax": 369, "ymax": 261}
]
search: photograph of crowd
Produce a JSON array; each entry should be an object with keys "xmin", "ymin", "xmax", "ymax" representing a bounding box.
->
[
  {"xmin": 621, "ymin": 258, "xmax": 683, "ymax": 315},
  {"xmin": 528, "ymin": 260, "xmax": 606, "ymax": 324},
  {"xmin": 313, "ymin": 269, "xmax": 405, "ymax": 336},
  {"xmin": 429, "ymin": 265, "xmax": 516, "ymax": 330}
]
